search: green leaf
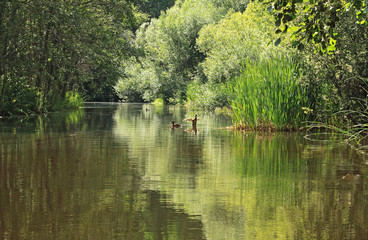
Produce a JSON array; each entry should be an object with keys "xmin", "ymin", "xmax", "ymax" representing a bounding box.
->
[
  {"xmin": 275, "ymin": 19, "xmax": 281, "ymax": 27},
  {"xmin": 313, "ymin": 33, "xmax": 322, "ymax": 43},
  {"xmin": 292, "ymin": 40, "xmax": 300, "ymax": 47},
  {"xmin": 329, "ymin": 37, "xmax": 336, "ymax": 46},
  {"xmin": 321, "ymin": 41, "xmax": 327, "ymax": 50},
  {"xmin": 289, "ymin": 26, "xmax": 299, "ymax": 32},
  {"xmin": 327, "ymin": 45, "xmax": 336, "ymax": 54},
  {"xmin": 303, "ymin": 5, "xmax": 310, "ymax": 12},
  {"xmin": 275, "ymin": 38, "xmax": 281, "ymax": 46},
  {"xmin": 297, "ymin": 43, "xmax": 304, "ymax": 51}
]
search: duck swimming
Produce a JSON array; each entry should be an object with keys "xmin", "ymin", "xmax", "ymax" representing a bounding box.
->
[{"xmin": 171, "ymin": 121, "xmax": 181, "ymax": 128}]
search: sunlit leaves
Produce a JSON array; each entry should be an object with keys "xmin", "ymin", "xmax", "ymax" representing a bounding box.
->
[
  {"xmin": 262, "ymin": 0, "xmax": 368, "ymax": 53},
  {"xmin": 116, "ymin": 0, "xmax": 228, "ymax": 102},
  {"xmin": 196, "ymin": 2, "xmax": 289, "ymax": 84}
]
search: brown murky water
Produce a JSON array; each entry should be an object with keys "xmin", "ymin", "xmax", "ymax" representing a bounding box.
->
[{"xmin": 0, "ymin": 103, "xmax": 367, "ymax": 239}]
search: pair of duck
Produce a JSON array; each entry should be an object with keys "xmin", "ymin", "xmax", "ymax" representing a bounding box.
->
[{"xmin": 171, "ymin": 114, "xmax": 199, "ymax": 128}]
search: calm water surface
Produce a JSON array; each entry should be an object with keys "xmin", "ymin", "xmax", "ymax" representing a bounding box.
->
[{"xmin": 0, "ymin": 103, "xmax": 367, "ymax": 240}]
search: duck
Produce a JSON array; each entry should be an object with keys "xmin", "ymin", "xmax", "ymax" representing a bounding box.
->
[
  {"xmin": 184, "ymin": 114, "xmax": 200, "ymax": 127},
  {"xmin": 171, "ymin": 121, "xmax": 181, "ymax": 128},
  {"xmin": 145, "ymin": 108, "xmax": 150, "ymax": 112}
]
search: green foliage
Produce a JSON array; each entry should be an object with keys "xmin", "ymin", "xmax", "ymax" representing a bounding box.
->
[
  {"xmin": 50, "ymin": 92, "xmax": 84, "ymax": 111},
  {"xmin": 0, "ymin": 0, "xmax": 143, "ymax": 116},
  {"xmin": 186, "ymin": 81, "xmax": 228, "ymax": 111},
  {"xmin": 137, "ymin": 0, "xmax": 176, "ymax": 19},
  {"xmin": 196, "ymin": 1, "xmax": 290, "ymax": 84},
  {"xmin": 262, "ymin": 0, "xmax": 368, "ymax": 52},
  {"xmin": 115, "ymin": 0, "xmax": 245, "ymax": 102},
  {"xmin": 210, "ymin": 0, "xmax": 249, "ymax": 12},
  {"xmin": 299, "ymin": 8, "xmax": 368, "ymax": 124},
  {"xmin": 1, "ymin": 78, "xmax": 39, "ymax": 116},
  {"xmin": 83, "ymin": 53, "xmax": 124, "ymax": 102},
  {"xmin": 153, "ymin": 98, "xmax": 164, "ymax": 105},
  {"xmin": 187, "ymin": 1, "xmax": 303, "ymax": 115},
  {"xmin": 305, "ymin": 97, "xmax": 368, "ymax": 152},
  {"xmin": 115, "ymin": 57, "xmax": 159, "ymax": 102},
  {"xmin": 226, "ymin": 56, "xmax": 312, "ymax": 130},
  {"xmin": 63, "ymin": 92, "xmax": 84, "ymax": 110}
]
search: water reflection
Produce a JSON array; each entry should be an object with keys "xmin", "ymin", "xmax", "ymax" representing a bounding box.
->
[{"xmin": 0, "ymin": 103, "xmax": 367, "ymax": 239}]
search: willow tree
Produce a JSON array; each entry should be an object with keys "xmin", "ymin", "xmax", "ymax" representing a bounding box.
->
[{"xmin": 115, "ymin": 0, "xmax": 245, "ymax": 103}]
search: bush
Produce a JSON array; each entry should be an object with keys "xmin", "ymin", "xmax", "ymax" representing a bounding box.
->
[
  {"xmin": 186, "ymin": 81, "xmax": 228, "ymax": 111},
  {"xmin": 153, "ymin": 98, "xmax": 164, "ymax": 105},
  {"xmin": 63, "ymin": 92, "xmax": 84, "ymax": 109},
  {"xmin": 114, "ymin": 57, "xmax": 157, "ymax": 102},
  {"xmin": 0, "ymin": 78, "xmax": 39, "ymax": 116},
  {"xmin": 50, "ymin": 91, "xmax": 84, "ymax": 111},
  {"xmin": 196, "ymin": 1, "xmax": 290, "ymax": 84}
]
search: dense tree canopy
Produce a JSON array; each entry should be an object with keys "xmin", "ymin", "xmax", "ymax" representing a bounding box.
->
[
  {"xmin": 115, "ymin": 0, "xmax": 234, "ymax": 103},
  {"xmin": 0, "ymin": 0, "xmax": 142, "ymax": 115},
  {"xmin": 196, "ymin": 2, "xmax": 289, "ymax": 84},
  {"xmin": 137, "ymin": 0, "xmax": 176, "ymax": 19}
]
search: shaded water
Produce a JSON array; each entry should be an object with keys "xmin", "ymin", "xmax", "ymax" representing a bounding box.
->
[{"xmin": 0, "ymin": 103, "xmax": 367, "ymax": 240}]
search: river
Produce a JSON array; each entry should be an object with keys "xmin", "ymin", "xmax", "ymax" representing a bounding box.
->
[{"xmin": 0, "ymin": 103, "xmax": 367, "ymax": 239}]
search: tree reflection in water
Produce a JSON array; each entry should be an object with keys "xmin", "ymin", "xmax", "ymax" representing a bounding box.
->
[{"xmin": 0, "ymin": 103, "xmax": 367, "ymax": 240}]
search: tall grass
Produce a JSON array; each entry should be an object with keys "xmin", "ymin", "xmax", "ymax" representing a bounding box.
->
[
  {"xmin": 305, "ymin": 98, "xmax": 368, "ymax": 152},
  {"xmin": 227, "ymin": 56, "xmax": 312, "ymax": 131}
]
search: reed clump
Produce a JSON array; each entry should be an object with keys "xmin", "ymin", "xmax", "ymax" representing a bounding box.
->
[
  {"xmin": 226, "ymin": 56, "xmax": 312, "ymax": 131},
  {"xmin": 304, "ymin": 100, "xmax": 368, "ymax": 153}
]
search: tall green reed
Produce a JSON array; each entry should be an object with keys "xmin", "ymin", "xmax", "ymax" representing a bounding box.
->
[{"xmin": 226, "ymin": 56, "xmax": 312, "ymax": 131}]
